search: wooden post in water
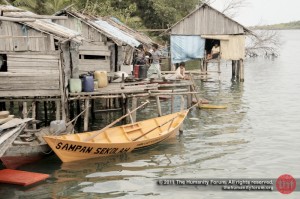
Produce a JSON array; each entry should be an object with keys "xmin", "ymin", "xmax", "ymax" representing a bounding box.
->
[
  {"xmin": 131, "ymin": 97, "xmax": 137, "ymax": 122},
  {"xmin": 179, "ymin": 95, "xmax": 185, "ymax": 133},
  {"xmin": 156, "ymin": 96, "xmax": 162, "ymax": 116},
  {"xmin": 84, "ymin": 99, "xmax": 90, "ymax": 131},
  {"xmin": 44, "ymin": 101, "xmax": 48, "ymax": 125},
  {"xmin": 232, "ymin": 60, "xmax": 236, "ymax": 81},
  {"xmin": 56, "ymin": 100, "xmax": 61, "ymax": 120},
  {"xmin": 32, "ymin": 101, "xmax": 36, "ymax": 129},
  {"xmin": 218, "ymin": 58, "xmax": 221, "ymax": 81},
  {"xmin": 171, "ymin": 95, "xmax": 174, "ymax": 113},
  {"xmin": 239, "ymin": 59, "xmax": 244, "ymax": 82},
  {"xmin": 187, "ymin": 86, "xmax": 192, "ymax": 107},
  {"xmin": 22, "ymin": 102, "xmax": 27, "ymax": 118},
  {"xmin": 91, "ymin": 99, "xmax": 95, "ymax": 120},
  {"xmin": 236, "ymin": 60, "xmax": 241, "ymax": 81},
  {"xmin": 9, "ymin": 101, "xmax": 14, "ymax": 114}
]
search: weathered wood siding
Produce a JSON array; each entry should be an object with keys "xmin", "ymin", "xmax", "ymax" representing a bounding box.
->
[
  {"xmin": 0, "ymin": 21, "xmax": 54, "ymax": 52},
  {"xmin": 54, "ymin": 16, "xmax": 112, "ymax": 74},
  {"xmin": 0, "ymin": 52, "xmax": 61, "ymax": 97},
  {"xmin": 171, "ymin": 5, "xmax": 245, "ymax": 35},
  {"xmin": 54, "ymin": 16, "xmax": 107, "ymax": 42},
  {"xmin": 77, "ymin": 42, "xmax": 111, "ymax": 74}
]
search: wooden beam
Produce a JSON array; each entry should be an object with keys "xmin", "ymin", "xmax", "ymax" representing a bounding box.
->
[
  {"xmin": 0, "ymin": 16, "xmax": 35, "ymax": 22},
  {"xmin": 4, "ymin": 14, "xmax": 68, "ymax": 20}
]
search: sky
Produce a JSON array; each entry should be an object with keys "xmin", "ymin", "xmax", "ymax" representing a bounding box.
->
[{"xmin": 210, "ymin": 0, "xmax": 300, "ymax": 26}]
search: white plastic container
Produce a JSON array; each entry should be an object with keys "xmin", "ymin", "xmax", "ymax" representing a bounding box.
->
[{"xmin": 50, "ymin": 120, "xmax": 66, "ymax": 134}]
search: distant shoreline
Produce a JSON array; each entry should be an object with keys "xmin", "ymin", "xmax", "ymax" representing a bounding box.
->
[{"xmin": 248, "ymin": 20, "xmax": 300, "ymax": 30}]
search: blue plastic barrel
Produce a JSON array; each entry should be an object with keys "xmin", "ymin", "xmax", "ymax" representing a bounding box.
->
[{"xmin": 83, "ymin": 75, "xmax": 94, "ymax": 92}]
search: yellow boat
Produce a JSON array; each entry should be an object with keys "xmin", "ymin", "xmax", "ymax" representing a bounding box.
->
[
  {"xmin": 199, "ymin": 104, "xmax": 227, "ymax": 109},
  {"xmin": 43, "ymin": 110, "xmax": 188, "ymax": 163}
]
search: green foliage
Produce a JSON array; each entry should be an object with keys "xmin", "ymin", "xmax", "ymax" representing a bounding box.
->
[{"xmin": 8, "ymin": 0, "xmax": 204, "ymax": 39}]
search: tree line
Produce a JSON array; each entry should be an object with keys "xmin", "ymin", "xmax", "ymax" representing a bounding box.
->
[{"xmin": 1, "ymin": 0, "xmax": 202, "ymax": 31}]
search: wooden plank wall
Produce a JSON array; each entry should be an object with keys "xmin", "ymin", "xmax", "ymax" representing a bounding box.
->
[
  {"xmin": 0, "ymin": 21, "xmax": 54, "ymax": 52},
  {"xmin": 54, "ymin": 16, "xmax": 107, "ymax": 42},
  {"xmin": 0, "ymin": 52, "xmax": 61, "ymax": 97},
  {"xmin": 171, "ymin": 6, "xmax": 245, "ymax": 35},
  {"xmin": 78, "ymin": 43, "xmax": 111, "ymax": 74}
]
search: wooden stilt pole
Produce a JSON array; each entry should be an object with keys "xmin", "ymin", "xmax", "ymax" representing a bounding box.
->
[
  {"xmin": 240, "ymin": 59, "xmax": 244, "ymax": 82},
  {"xmin": 84, "ymin": 99, "xmax": 90, "ymax": 131},
  {"xmin": 171, "ymin": 95, "xmax": 174, "ymax": 113},
  {"xmin": 156, "ymin": 96, "xmax": 162, "ymax": 116},
  {"xmin": 236, "ymin": 60, "xmax": 240, "ymax": 81},
  {"xmin": 44, "ymin": 101, "xmax": 48, "ymax": 125},
  {"xmin": 22, "ymin": 102, "xmax": 27, "ymax": 119},
  {"xmin": 232, "ymin": 60, "xmax": 236, "ymax": 81},
  {"xmin": 32, "ymin": 102, "xmax": 36, "ymax": 129},
  {"xmin": 9, "ymin": 101, "xmax": 14, "ymax": 114},
  {"xmin": 218, "ymin": 58, "xmax": 221, "ymax": 81},
  {"xmin": 56, "ymin": 100, "xmax": 61, "ymax": 120},
  {"xmin": 91, "ymin": 99, "xmax": 95, "ymax": 120},
  {"xmin": 179, "ymin": 95, "xmax": 185, "ymax": 133},
  {"xmin": 131, "ymin": 97, "xmax": 137, "ymax": 122}
]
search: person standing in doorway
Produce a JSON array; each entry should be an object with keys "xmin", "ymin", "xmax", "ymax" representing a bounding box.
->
[{"xmin": 147, "ymin": 44, "xmax": 162, "ymax": 79}]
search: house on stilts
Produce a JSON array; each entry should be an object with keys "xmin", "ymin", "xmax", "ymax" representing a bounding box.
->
[
  {"xmin": 166, "ymin": 3, "xmax": 252, "ymax": 81},
  {"xmin": 0, "ymin": 5, "xmax": 84, "ymax": 122},
  {"xmin": 53, "ymin": 9, "xmax": 155, "ymax": 76}
]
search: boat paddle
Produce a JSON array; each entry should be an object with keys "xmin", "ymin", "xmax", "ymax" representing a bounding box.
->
[{"xmin": 84, "ymin": 100, "xmax": 150, "ymax": 142}]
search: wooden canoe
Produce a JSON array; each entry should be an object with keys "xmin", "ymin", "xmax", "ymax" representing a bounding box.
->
[
  {"xmin": 199, "ymin": 104, "xmax": 227, "ymax": 109},
  {"xmin": 43, "ymin": 110, "xmax": 188, "ymax": 163}
]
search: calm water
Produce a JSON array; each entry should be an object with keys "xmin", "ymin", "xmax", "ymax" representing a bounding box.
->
[{"xmin": 1, "ymin": 30, "xmax": 300, "ymax": 199}]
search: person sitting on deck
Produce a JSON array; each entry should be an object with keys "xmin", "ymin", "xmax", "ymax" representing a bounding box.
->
[
  {"xmin": 164, "ymin": 62, "xmax": 189, "ymax": 80},
  {"xmin": 207, "ymin": 43, "xmax": 220, "ymax": 60}
]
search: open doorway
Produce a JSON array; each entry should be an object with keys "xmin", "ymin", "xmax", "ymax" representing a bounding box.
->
[{"xmin": 205, "ymin": 39, "xmax": 220, "ymax": 59}]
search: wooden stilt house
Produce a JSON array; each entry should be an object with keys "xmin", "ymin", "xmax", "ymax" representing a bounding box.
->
[
  {"xmin": 53, "ymin": 10, "xmax": 154, "ymax": 76},
  {"xmin": 166, "ymin": 3, "xmax": 252, "ymax": 81},
  {"xmin": 0, "ymin": 5, "xmax": 84, "ymax": 120}
]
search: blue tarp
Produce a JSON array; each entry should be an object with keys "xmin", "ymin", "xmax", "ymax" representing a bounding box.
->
[{"xmin": 171, "ymin": 35, "xmax": 205, "ymax": 63}]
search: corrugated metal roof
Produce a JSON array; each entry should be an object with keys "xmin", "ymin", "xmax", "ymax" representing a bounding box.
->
[
  {"xmin": 58, "ymin": 10, "xmax": 154, "ymax": 48},
  {"xmin": 0, "ymin": 5, "xmax": 84, "ymax": 43},
  {"xmin": 92, "ymin": 19, "xmax": 140, "ymax": 47}
]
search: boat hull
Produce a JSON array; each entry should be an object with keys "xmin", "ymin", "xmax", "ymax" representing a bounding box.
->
[
  {"xmin": 1, "ymin": 144, "xmax": 51, "ymax": 169},
  {"xmin": 44, "ymin": 111, "xmax": 187, "ymax": 162}
]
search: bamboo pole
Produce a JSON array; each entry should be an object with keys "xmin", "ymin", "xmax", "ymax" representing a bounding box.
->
[{"xmin": 84, "ymin": 100, "xmax": 149, "ymax": 142}]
